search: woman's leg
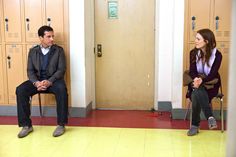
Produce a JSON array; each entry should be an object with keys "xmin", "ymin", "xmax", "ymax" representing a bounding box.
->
[
  {"xmin": 195, "ymin": 86, "xmax": 213, "ymax": 119},
  {"xmin": 191, "ymin": 86, "xmax": 217, "ymax": 130},
  {"xmin": 191, "ymin": 89, "xmax": 201, "ymax": 127}
]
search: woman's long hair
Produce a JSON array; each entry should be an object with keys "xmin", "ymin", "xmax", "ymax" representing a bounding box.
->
[{"xmin": 192, "ymin": 29, "xmax": 216, "ymax": 66}]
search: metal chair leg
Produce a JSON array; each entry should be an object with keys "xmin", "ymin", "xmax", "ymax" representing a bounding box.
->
[
  {"xmin": 38, "ymin": 93, "xmax": 43, "ymax": 117},
  {"xmin": 189, "ymin": 102, "xmax": 192, "ymax": 128},
  {"xmin": 184, "ymin": 101, "xmax": 192, "ymax": 128},
  {"xmin": 29, "ymin": 96, "xmax": 32, "ymax": 111},
  {"xmin": 184, "ymin": 101, "xmax": 191, "ymax": 120},
  {"xmin": 220, "ymin": 98, "xmax": 224, "ymax": 132}
]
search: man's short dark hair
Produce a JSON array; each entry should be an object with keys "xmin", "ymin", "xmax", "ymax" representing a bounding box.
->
[{"xmin": 38, "ymin": 25, "xmax": 54, "ymax": 37}]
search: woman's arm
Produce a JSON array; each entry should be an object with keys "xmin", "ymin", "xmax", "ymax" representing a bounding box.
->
[{"xmin": 203, "ymin": 51, "xmax": 222, "ymax": 82}]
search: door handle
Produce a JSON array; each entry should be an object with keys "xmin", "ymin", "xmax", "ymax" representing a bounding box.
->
[
  {"xmin": 215, "ymin": 16, "xmax": 219, "ymax": 30},
  {"xmin": 5, "ymin": 18, "xmax": 9, "ymax": 32},
  {"xmin": 47, "ymin": 17, "xmax": 51, "ymax": 26},
  {"xmin": 26, "ymin": 18, "xmax": 30, "ymax": 31},
  {"xmin": 191, "ymin": 16, "xmax": 196, "ymax": 30},
  {"xmin": 7, "ymin": 56, "xmax": 11, "ymax": 69},
  {"xmin": 97, "ymin": 44, "xmax": 102, "ymax": 57}
]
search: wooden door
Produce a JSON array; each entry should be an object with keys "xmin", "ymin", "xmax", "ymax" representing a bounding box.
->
[
  {"xmin": 45, "ymin": 0, "xmax": 64, "ymax": 43},
  {"xmin": 6, "ymin": 44, "xmax": 24, "ymax": 104},
  {"xmin": 95, "ymin": 0, "xmax": 155, "ymax": 110},
  {"xmin": 2, "ymin": 0, "xmax": 22, "ymax": 42},
  {"xmin": 0, "ymin": 45, "xmax": 5, "ymax": 103},
  {"xmin": 213, "ymin": 0, "xmax": 232, "ymax": 41},
  {"xmin": 188, "ymin": 0, "xmax": 211, "ymax": 42},
  {"xmin": 24, "ymin": 0, "xmax": 43, "ymax": 42}
]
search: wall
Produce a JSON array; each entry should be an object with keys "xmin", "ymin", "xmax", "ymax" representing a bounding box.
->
[
  {"xmin": 226, "ymin": 0, "xmax": 236, "ymax": 156},
  {"xmin": 69, "ymin": 0, "xmax": 95, "ymax": 111},
  {"xmin": 85, "ymin": 0, "xmax": 95, "ymax": 108},
  {"xmin": 69, "ymin": 1, "xmax": 86, "ymax": 108},
  {"xmin": 157, "ymin": 0, "xmax": 184, "ymax": 108}
]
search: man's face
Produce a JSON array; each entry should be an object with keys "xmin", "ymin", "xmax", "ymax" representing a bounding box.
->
[{"xmin": 39, "ymin": 31, "xmax": 54, "ymax": 48}]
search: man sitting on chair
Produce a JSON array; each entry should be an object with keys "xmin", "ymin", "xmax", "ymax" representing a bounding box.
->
[{"xmin": 16, "ymin": 25, "xmax": 68, "ymax": 138}]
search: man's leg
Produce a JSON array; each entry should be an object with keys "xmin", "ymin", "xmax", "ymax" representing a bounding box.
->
[
  {"xmin": 48, "ymin": 79, "xmax": 68, "ymax": 137},
  {"xmin": 16, "ymin": 80, "xmax": 38, "ymax": 138},
  {"xmin": 16, "ymin": 80, "xmax": 38, "ymax": 127}
]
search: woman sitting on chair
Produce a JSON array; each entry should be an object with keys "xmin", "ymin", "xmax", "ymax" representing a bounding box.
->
[{"xmin": 186, "ymin": 28, "xmax": 222, "ymax": 136}]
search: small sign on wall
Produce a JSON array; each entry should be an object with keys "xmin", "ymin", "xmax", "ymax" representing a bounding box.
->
[{"xmin": 108, "ymin": 1, "xmax": 118, "ymax": 19}]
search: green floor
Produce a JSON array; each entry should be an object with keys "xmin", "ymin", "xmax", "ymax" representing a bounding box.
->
[{"xmin": 0, "ymin": 125, "xmax": 226, "ymax": 157}]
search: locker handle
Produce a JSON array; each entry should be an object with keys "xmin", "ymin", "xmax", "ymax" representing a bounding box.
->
[
  {"xmin": 5, "ymin": 18, "xmax": 9, "ymax": 32},
  {"xmin": 191, "ymin": 16, "xmax": 196, "ymax": 30},
  {"xmin": 215, "ymin": 16, "xmax": 219, "ymax": 30},
  {"xmin": 26, "ymin": 18, "xmax": 30, "ymax": 31},
  {"xmin": 47, "ymin": 17, "xmax": 51, "ymax": 26},
  {"xmin": 7, "ymin": 56, "xmax": 11, "ymax": 69}
]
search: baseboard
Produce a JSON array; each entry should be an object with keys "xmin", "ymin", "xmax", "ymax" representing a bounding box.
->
[
  {"xmin": 171, "ymin": 108, "xmax": 227, "ymax": 120},
  {"xmin": 0, "ymin": 102, "xmax": 92, "ymax": 118},
  {"xmin": 157, "ymin": 101, "xmax": 172, "ymax": 112}
]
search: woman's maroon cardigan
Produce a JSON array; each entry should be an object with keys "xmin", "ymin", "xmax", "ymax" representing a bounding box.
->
[{"xmin": 186, "ymin": 48, "xmax": 222, "ymax": 102}]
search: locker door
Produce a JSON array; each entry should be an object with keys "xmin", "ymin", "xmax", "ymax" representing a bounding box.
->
[
  {"xmin": 183, "ymin": 43, "xmax": 195, "ymax": 108},
  {"xmin": 213, "ymin": 0, "xmax": 232, "ymax": 41},
  {"xmin": 24, "ymin": 0, "xmax": 43, "ymax": 42},
  {"xmin": 6, "ymin": 44, "xmax": 24, "ymax": 104},
  {"xmin": 217, "ymin": 42, "xmax": 229, "ymax": 109},
  {"xmin": 0, "ymin": 45, "xmax": 5, "ymax": 103},
  {"xmin": 188, "ymin": 0, "xmax": 211, "ymax": 42},
  {"xmin": 0, "ymin": 1, "xmax": 2, "ymax": 43},
  {"xmin": 185, "ymin": 43, "xmax": 196, "ymax": 70},
  {"xmin": 45, "ymin": 0, "xmax": 64, "ymax": 43},
  {"xmin": 3, "ymin": 0, "xmax": 22, "ymax": 42}
]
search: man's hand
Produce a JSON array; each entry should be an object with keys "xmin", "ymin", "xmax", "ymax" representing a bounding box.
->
[
  {"xmin": 41, "ymin": 80, "xmax": 52, "ymax": 88},
  {"xmin": 34, "ymin": 80, "xmax": 52, "ymax": 91}
]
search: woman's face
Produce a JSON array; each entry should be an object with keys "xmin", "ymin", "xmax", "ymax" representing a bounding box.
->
[{"xmin": 195, "ymin": 33, "xmax": 207, "ymax": 50}]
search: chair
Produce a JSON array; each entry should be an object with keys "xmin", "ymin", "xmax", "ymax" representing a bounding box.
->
[
  {"xmin": 30, "ymin": 93, "xmax": 70, "ymax": 117},
  {"xmin": 29, "ymin": 93, "xmax": 43, "ymax": 117},
  {"xmin": 184, "ymin": 86, "xmax": 224, "ymax": 132}
]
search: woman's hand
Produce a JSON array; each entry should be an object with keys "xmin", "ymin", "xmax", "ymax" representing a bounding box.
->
[
  {"xmin": 186, "ymin": 98, "xmax": 191, "ymax": 105},
  {"xmin": 192, "ymin": 77, "xmax": 202, "ymax": 88}
]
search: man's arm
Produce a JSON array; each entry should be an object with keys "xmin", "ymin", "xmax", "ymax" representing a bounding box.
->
[
  {"xmin": 48, "ymin": 47, "xmax": 66, "ymax": 83},
  {"xmin": 27, "ymin": 49, "xmax": 39, "ymax": 83}
]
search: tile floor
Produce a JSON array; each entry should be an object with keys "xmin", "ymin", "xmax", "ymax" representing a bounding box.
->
[{"xmin": 0, "ymin": 125, "xmax": 226, "ymax": 157}]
